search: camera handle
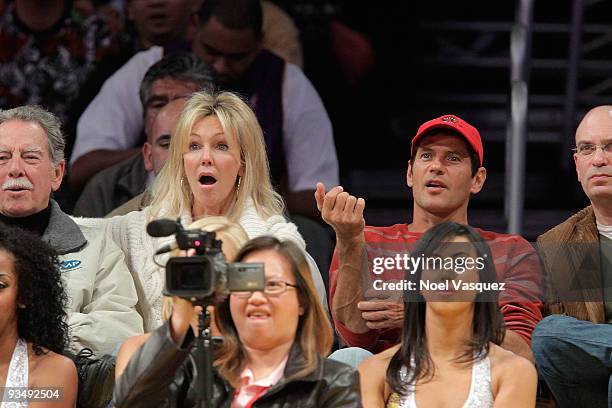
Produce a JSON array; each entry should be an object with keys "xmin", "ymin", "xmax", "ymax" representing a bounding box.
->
[{"xmin": 193, "ymin": 301, "xmax": 214, "ymax": 407}]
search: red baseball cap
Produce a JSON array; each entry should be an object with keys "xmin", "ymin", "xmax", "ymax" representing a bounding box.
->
[{"xmin": 411, "ymin": 114, "xmax": 484, "ymax": 166}]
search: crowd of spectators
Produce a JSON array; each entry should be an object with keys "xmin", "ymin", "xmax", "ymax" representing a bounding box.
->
[{"xmin": 0, "ymin": 1, "xmax": 610, "ymax": 407}]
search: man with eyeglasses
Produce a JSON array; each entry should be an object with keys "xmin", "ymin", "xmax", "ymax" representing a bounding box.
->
[{"xmin": 534, "ymin": 105, "xmax": 612, "ymax": 407}]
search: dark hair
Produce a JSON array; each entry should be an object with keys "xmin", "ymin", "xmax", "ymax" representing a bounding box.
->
[
  {"xmin": 386, "ymin": 221, "xmax": 504, "ymax": 396},
  {"xmin": 197, "ymin": 0, "xmax": 263, "ymax": 40},
  {"xmin": 0, "ymin": 222, "xmax": 69, "ymax": 355},
  {"xmin": 410, "ymin": 129, "xmax": 480, "ymax": 176},
  {"xmin": 139, "ymin": 53, "xmax": 216, "ymax": 109},
  {"xmin": 214, "ymin": 236, "xmax": 333, "ymax": 386}
]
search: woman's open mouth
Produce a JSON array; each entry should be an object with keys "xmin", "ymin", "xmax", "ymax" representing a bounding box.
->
[{"xmin": 199, "ymin": 175, "xmax": 217, "ymax": 186}]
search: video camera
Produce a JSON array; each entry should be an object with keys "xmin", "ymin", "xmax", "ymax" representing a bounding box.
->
[{"xmin": 147, "ymin": 219, "xmax": 264, "ymax": 301}]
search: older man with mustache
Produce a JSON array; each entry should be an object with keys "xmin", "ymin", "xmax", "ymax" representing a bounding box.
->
[
  {"xmin": 534, "ymin": 106, "xmax": 612, "ymax": 407},
  {"xmin": 0, "ymin": 105, "xmax": 143, "ymax": 356}
]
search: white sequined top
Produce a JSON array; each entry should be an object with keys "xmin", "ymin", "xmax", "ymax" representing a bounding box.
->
[
  {"xmin": 1, "ymin": 338, "xmax": 29, "ymax": 408},
  {"xmin": 386, "ymin": 356, "xmax": 493, "ymax": 408}
]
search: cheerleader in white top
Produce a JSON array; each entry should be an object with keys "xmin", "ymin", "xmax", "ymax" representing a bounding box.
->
[
  {"xmin": 358, "ymin": 222, "xmax": 537, "ymax": 408},
  {"xmin": 0, "ymin": 224, "xmax": 76, "ymax": 408}
]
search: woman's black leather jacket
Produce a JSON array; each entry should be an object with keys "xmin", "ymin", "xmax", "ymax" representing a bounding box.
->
[{"xmin": 113, "ymin": 322, "xmax": 362, "ymax": 407}]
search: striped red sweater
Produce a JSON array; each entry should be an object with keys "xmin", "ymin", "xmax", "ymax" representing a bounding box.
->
[{"xmin": 329, "ymin": 224, "xmax": 543, "ymax": 353}]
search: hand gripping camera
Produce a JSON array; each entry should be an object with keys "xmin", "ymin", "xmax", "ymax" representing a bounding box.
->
[{"xmin": 147, "ymin": 219, "xmax": 264, "ymax": 301}]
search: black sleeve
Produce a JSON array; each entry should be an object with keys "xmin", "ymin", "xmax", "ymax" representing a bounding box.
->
[
  {"xmin": 319, "ymin": 361, "xmax": 363, "ymax": 407},
  {"xmin": 113, "ymin": 322, "xmax": 194, "ymax": 407}
]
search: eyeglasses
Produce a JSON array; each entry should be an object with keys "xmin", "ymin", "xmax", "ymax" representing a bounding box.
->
[
  {"xmin": 573, "ymin": 143, "xmax": 612, "ymax": 157},
  {"xmin": 232, "ymin": 280, "xmax": 298, "ymax": 298}
]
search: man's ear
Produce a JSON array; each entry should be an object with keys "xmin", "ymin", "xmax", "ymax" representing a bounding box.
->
[
  {"xmin": 51, "ymin": 160, "xmax": 65, "ymax": 192},
  {"xmin": 573, "ymin": 153, "xmax": 581, "ymax": 182},
  {"xmin": 470, "ymin": 167, "xmax": 487, "ymax": 194},
  {"xmin": 406, "ymin": 161, "xmax": 413, "ymax": 188},
  {"xmin": 143, "ymin": 143, "xmax": 154, "ymax": 172}
]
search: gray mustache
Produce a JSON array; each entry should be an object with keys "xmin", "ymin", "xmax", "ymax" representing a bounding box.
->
[{"xmin": 2, "ymin": 178, "xmax": 33, "ymax": 190}]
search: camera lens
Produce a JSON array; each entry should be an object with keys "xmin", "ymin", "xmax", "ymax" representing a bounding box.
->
[
  {"xmin": 179, "ymin": 265, "xmax": 205, "ymax": 289},
  {"xmin": 165, "ymin": 256, "xmax": 216, "ymax": 298}
]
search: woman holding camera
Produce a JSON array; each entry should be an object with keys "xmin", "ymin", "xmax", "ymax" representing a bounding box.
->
[
  {"xmin": 114, "ymin": 216, "xmax": 249, "ymax": 379},
  {"xmin": 113, "ymin": 236, "xmax": 361, "ymax": 407},
  {"xmin": 81, "ymin": 90, "xmax": 327, "ymax": 332},
  {"xmin": 0, "ymin": 223, "xmax": 77, "ymax": 408},
  {"xmin": 358, "ymin": 222, "xmax": 536, "ymax": 408}
]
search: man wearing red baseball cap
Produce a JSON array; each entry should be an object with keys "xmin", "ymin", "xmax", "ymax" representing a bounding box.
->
[
  {"xmin": 411, "ymin": 114, "xmax": 484, "ymax": 166},
  {"xmin": 315, "ymin": 114, "xmax": 541, "ymax": 362}
]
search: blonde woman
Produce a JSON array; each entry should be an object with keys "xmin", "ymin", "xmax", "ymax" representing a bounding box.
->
[
  {"xmin": 80, "ymin": 91, "xmax": 327, "ymax": 331},
  {"xmin": 114, "ymin": 216, "xmax": 248, "ymax": 380},
  {"xmin": 114, "ymin": 236, "xmax": 361, "ymax": 407}
]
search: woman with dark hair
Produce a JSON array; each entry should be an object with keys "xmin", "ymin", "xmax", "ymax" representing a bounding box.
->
[
  {"xmin": 359, "ymin": 221, "xmax": 536, "ymax": 407},
  {"xmin": 0, "ymin": 222, "xmax": 77, "ymax": 407},
  {"xmin": 113, "ymin": 236, "xmax": 361, "ymax": 407}
]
